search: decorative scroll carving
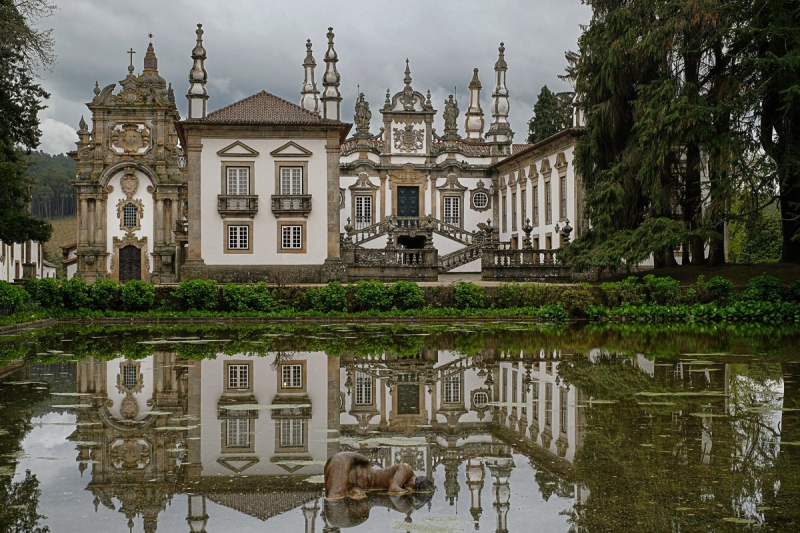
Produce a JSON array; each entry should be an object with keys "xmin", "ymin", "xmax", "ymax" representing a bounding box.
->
[
  {"xmin": 390, "ymin": 165, "xmax": 426, "ymax": 184},
  {"xmin": 120, "ymin": 169, "xmax": 139, "ymax": 198},
  {"xmin": 110, "ymin": 438, "xmax": 151, "ymax": 470},
  {"xmin": 116, "ymin": 197, "xmax": 144, "ymax": 232},
  {"xmin": 393, "ymin": 124, "xmax": 424, "ymax": 152}
]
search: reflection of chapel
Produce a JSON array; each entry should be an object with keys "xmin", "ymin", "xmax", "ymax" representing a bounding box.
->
[{"xmin": 70, "ymin": 26, "xmax": 584, "ymax": 283}]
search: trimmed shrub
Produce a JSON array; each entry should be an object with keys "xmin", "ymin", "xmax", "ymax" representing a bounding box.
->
[
  {"xmin": 90, "ymin": 278, "xmax": 120, "ymax": 310},
  {"xmin": 642, "ymin": 274, "xmax": 680, "ymax": 305},
  {"xmin": 739, "ymin": 274, "xmax": 783, "ymax": 302},
  {"xmin": 222, "ymin": 282, "xmax": 275, "ymax": 312},
  {"xmin": 600, "ymin": 277, "xmax": 644, "ymax": 307},
  {"xmin": 786, "ymin": 280, "xmax": 800, "ymax": 303},
  {"xmin": 24, "ymin": 277, "xmax": 61, "ymax": 308},
  {"xmin": 0, "ymin": 281, "xmax": 30, "ymax": 315},
  {"xmin": 61, "ymin": 277, "xmax": 91, "ymax": 310},
  {"xmin": 702, "ymin": 276, "xmax": 734, "ymax": 305},
  {"xmin": 121, "ymin": 280, "xmax": 155, "ymax": 311},
  {"xmin": 353, "ymin": 280, "xmax": 393, "ymax": 312},
  {"xmin": 454, "ymin": 282, "xmax": 488, "ymax": 309},
  {"xmin": 173, "ymin": 279, "xmax": 219, "ymax": 311},
  {"xmin": 305, "ymin": 281, "xmax": 348, "ymax": 313},
  {"xmin": 560, "ymin": 283, "xmax": 596, "ymax": 317},
  {"xmin": 392, "ymin": 280, "xmax": 425, "ymax": 310}
]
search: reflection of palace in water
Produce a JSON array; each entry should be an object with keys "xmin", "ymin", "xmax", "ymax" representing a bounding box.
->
[{"xmin": 73, "ymin": 346, "xmax": 727, "ymax": 532}]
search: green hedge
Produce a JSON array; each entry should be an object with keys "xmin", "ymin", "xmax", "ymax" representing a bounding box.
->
[{"xmin": 2, "ymin": 274, "xmax": 800, "ymax": 324}]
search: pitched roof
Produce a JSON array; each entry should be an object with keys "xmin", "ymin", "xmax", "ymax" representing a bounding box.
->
[
  {"xmin": 201, "ymin": 91, "xmax": 342, "ymax": 126},
  {"xmin": 512, "ymin": 143, "xmax": 534, "ymax": 154}
]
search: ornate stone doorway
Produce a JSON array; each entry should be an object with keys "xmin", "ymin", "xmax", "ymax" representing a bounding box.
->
[{"xmin": 119, "ymin": 245, "xmax": 142, "ymax": 282}]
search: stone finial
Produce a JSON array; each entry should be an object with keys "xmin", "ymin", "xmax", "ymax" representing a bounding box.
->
[
  {"xmin": 300, "ymin": 39, "xmax": 320, "ymax": 115},
  {"xmin": 464, "ymin": 68, "xmax": 485, "ymax": 141},
  {"xmin": 425, "ymin": 89, "xmax": 431, "ymax": 107},
  {"xmin": 487, "ymin": 42, "xmax": 512, "ymax": 148},
  {"xmin": 403, "ymin": 59, "xmax": 412, "ymax": 87},
  {"xmin": 78, "ymin": 116, "xmax": 88, "ymax": 133},
  {"xmin": 385, "ymin": 88, "xmax": 391, "ymax": 106},
  {"xmin": 143, "ymin": 41, "xmax": 158, "ymax": 74},
  {"xmin": 321, "ymin": 27, "xmax": 341, "ymax": 120},
  {"xmin": 93, "ymin": 81, "xmax": 100, "ymax": 96},
  {"xmin": 187, "ymin": 23, "xmax": 209, "ymax": 119}
]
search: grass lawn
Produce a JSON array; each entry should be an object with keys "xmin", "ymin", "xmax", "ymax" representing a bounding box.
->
[{"xmin": 603, "ymin": 262, "xmax": 800, "ymax": 287}]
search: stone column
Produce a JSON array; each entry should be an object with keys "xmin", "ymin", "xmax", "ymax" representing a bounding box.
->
[
  {"xmin": 183, "ymin": 134, "xmax": 205, "ymax": 277},
  {"xmin": 429, "ymin": 174, "xmax": 437, "ymax": 218},
  {"xmin": 325, "ymin": 132, "xmax": 341, "ymax": 261},
  {"xmin": 379, "ymin": 173, "xmax": 387, "ymax": 220},
  {"xmin": 327, "ymin": 355, "xmax": 341, "ymax": 458},
  {"xmin": 155, "ymin": 197, "xmax": 165, "ymax": 245},
  {"xmin": 79, "ymin": 196, "xmax": 89, "ymax": 245}
]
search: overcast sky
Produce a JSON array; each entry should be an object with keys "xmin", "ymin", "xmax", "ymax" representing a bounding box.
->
[{"xmin": 34, "ymin": 0, "xmax": 592, "ymax": 155}]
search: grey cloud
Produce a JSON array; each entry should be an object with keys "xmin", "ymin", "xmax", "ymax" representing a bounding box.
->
[{"xmin": 37, "ymin": 0, "xmax": 590, "ymax": 153}]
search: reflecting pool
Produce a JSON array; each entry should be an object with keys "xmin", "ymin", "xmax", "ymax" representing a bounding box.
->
[{"xmin": 1, "ymin": 324, "xmax": 800, "ymax": 532}]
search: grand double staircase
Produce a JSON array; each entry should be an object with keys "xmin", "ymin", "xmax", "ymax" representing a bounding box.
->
[{"xmin": 341, "ymin": 215, "xmax": 488, "ymax": 273}]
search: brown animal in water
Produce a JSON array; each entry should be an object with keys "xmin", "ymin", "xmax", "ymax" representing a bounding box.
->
[{"xmin": 324, "ymin": 452, "xmax": 433, "ymax": 500}]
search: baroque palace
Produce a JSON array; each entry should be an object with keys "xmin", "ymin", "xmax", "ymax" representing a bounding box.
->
[{"xmin": 69, "ymin": 25, "xmax": 585, "ymax": 284}]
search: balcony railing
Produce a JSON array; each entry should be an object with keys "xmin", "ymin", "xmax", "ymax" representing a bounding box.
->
[
  {"xmin": 271, "ymin": 195, "xmax": 312, "ymax": 217},
  {"xmin": 217, "ymin": 195, "xmax": 258, "ymax": 218}
]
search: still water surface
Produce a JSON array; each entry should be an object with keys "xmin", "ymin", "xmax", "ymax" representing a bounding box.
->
[{"xmin": 1, "ymin": 323, "xmax": 800, "ymax": 532}]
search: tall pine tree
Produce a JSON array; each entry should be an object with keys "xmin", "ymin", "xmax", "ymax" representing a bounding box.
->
[
  {"xmin": 526, "ymin": 85, "xmax": 574, "ymax": 144},
  {"xmin": 0, "ymin": 1, "xmax": 53, "ymax": 244}
]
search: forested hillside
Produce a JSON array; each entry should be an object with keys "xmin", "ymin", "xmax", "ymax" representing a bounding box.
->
[{"xmin": 27, "ymin": 151, "xmax": 76, "ymax": 219}]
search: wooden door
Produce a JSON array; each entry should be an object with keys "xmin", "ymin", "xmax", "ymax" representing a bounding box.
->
[
  {"xmin": 396, "ymin": 186, "xmax": 419, "ymax": 217},
  {"xmin": 119, "ymin": 245, "xmax": 141, "ymax": 283}
]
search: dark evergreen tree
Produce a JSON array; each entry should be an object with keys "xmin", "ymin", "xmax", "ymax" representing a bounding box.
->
[
  {"xmin": 0, "ymin": 0, "xmax": 53, "ymax": 244},
  {"xmin": 526, "ymin": 85, "xmax": 574, "ymax": 144}
]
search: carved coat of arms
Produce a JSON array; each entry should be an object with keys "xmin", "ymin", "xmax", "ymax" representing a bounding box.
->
[
  {"xmin": 393, "ymin": 123, "xmax": 424, "ymax": 153},
  {"xmin": 111, "ymin": 123, "xmax": 151, "ymax": 154}
]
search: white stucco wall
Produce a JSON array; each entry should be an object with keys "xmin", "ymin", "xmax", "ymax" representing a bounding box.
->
[
  {"xmin": 105, "ymin": 169, "xmax": 155, "ymax": 274},
  {"xmin": 200, "ymin": 138, "xmax": 330, "ymax": 265}
]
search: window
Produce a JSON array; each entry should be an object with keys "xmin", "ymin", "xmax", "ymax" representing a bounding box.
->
[
  {"xmin": 473, "ymin": 391, "xmax": 489, "ymax": 409},
  {"xmin": 280, "ymin": 167, "xmax": 303, "ymax": 195},
  {"xmin": 281, "ymin": 364, "xmax": 303, "ymax": 389},
  {"xmin": 355, "ymin": 371, "xmax": 373, "ymax": 406},
  {"xmin": 227, "ymin": 167, "xmax": 250, "ymax": 195},
  {"xmin": 228, "ymin": 364, "xmax": 249, "ymax": 389},
  {"xmin": 444, "ymin": 373, "xmax": 461, "ymax": 404},
  {"xmin": 443, "ymin": 196, "xmax": 461, "ymax": 227},
  {"xmin": 511, "ymin": 192, "xmax": 518, "ymax": 231},
  {"xmin": 533, "ymin": 185, "xmax": 539, "ymax": 227},
  {"xmin": 281, "ymin": 225, "xmax": 302, "ymax": 250},
  {"xmin": 560, "ymin": 176, "xmax": 568, "ymax": 219},
  {"xmin": 122, "ymin": 203, "xmax": 138, "ymax": 228},
  {"xmin": 226, "ymin": 418, "xmax": 250, "ymax": 448},
  {"xmin": 531, "ymin": 381, "xmax": 540, "ymax": 421},
  {"xmin": 512, "ymin": 370, "xmax": 518, "ymax": 404},
  {"xmin": 355, "ymin": 196, "xmax": 373, "ymax": 230},
  {"xmin": 279, "ymin": 418, "xmax": 305, "ymax": 448},
  {"xmin": 228, "ymin": 225, "xmax": 249, "ymax": 250},
  {"xmin": 122, "ymin": 364, "xmax": 137, "ymax": 390},
  {"xmin": 560, "ymin": 387, "xmax": 568, "ymax": 431},
  {"xmin": 473, "ymin": 191, "xmax": 489, "ymax": 210},
  {"xmin": 521, "ymin": 190, "xmax": 527, "ymax": 226},
  {"xmin": 545, "ymin": 182, "xmax": 552, "ymax": 224},
  {"xmin": 545, "ymin": 383, "xmax": 553, "ymax": 426}
]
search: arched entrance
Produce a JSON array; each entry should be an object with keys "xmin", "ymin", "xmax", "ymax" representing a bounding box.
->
[{"xmin": 119, "ymin": 245, "xmax": 142, "ymax": 282}]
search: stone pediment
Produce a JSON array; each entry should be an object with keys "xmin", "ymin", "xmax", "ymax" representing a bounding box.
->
[
  {"xmin": 90, "ymin": 75, "xmax": 171, "ymax": 108},
  {"xmin": 385, "ymin": 89, "xmax": 435, "ymax": 114},
  {"xmin": 270, "ymin": 141, "xmax": 313, "ymax": 158},
  {"xmin": 217, "ymin": 456, "xmax": 260, "ymax": 473},
  {"xmin": 217, "ymin": 140, "xmax": 260, "ymax": 158}
]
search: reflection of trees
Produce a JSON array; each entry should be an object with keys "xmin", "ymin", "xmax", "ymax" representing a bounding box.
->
[
  {"xmin": 0, "ymin": 376, "xmax": 52, "ymax": 533},
  {"xmin": 763, "ymin": 362, "xmax": 800, "ymax": 529},
  {"xmin": 559, "ymin": 355, "xmax": 785, "ymax": 532},
  {"xmin": 533, "ymin": 463, "xmax": 573, "ymax": 501},
  {"xmin": 0, "ymin": 470, "xmax": 49, "ymax": 533}
]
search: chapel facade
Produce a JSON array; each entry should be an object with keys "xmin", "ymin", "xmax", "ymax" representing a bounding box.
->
[{"xmin": 71, "ymin": 25, "xmax": 584, "ymax": 283}]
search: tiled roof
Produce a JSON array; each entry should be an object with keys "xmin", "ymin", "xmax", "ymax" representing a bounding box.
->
[
  {"xmin": 202, "ymin": 91, "xmax": 341, "ymax": 125},
  {"xmin": 206, "ymin": 490, "xmax": 318, "ymax": 521},
  {"xmin": 512, "ymin": 144, "xmax": 534, "ymax": 154}
]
